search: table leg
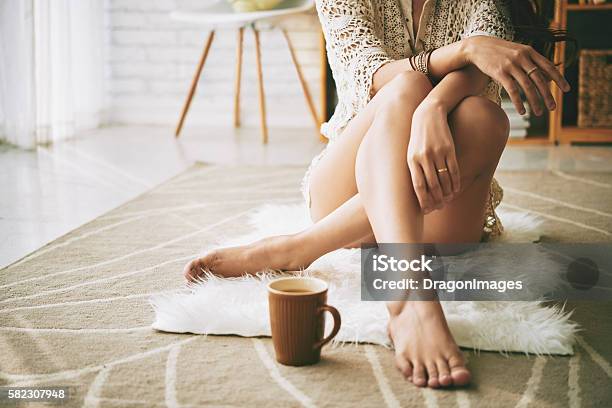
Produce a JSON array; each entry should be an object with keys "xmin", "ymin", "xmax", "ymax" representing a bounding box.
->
[
  {"xmin": 175, "ymin": 30, "xmax": 215, "ymax": 138},
  {"xmin": 282, "ymin": 28, "xmax": 319, "ymax": 129},
  {"xmin": 234, "ymin": 27, "xmax": 244, "ymax": 128},
  {"xmin": 253, "ymin": 27, "xmax": 268, "ymax": 144}
]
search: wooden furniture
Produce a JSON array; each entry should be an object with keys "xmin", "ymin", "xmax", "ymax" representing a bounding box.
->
[
  {"xmin": 549, "ymin": 0, "xmax": 612, "ymax": 144},
  {"xmin": 508, "ymin": 1, "xmax": 612, "ymax": 145},
  {"xmin": 171, "ymin": 0, "xmax": 323, "ymax": 144}
]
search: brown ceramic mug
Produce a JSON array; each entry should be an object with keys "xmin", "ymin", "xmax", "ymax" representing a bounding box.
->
[{"xmin": 267, "ymin": 277, "xmax": 341, "ymax": 366}]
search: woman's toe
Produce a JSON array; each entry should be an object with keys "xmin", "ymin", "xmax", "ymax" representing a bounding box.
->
[
  {"xmin": 426, "ymin": 362, "xmax": 440, "ymax": 388},
  {"xmin": 436, "ymin": 359, "xmax": 452, "ymax": 387},
  {"xmin": 449, "ymin": 355, "xmax": 471, "ymax": 386},
  {"xmin": 183, "ymin": 260, "xmax": 198, "ymax": 281},
  {"xmin": 395, "ymin": 355, "xmax": 413, "ymax": 379},
  {"xmin": 450, "ymin": 367, "xmax": 471, "ymax": 386},
  {"xmin": 412, "ymin": 363, "xmax": 427, "ymax": 387}
]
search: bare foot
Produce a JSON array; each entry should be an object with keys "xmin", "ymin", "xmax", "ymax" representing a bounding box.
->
[
  {"xmin": 388, "ymin": 301, "xmax": 471, "ymax": 388},
  {"xmin": 183, "ymin": 235, "xmax": 311, "ymax": 281}
]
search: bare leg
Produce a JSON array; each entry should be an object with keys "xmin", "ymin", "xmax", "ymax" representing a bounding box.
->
[
  {"xmin": 352, "ymin": 73, "xmax": 466, "ymax": 389},
  {"xmin": 183, "ymin": 72, "xmax": 509, "ymax": 389},
  {"xmin": 183, "ymin": 73, "xmax": 419, "ymax": 279},
  {"xmin": 184, "ymin": 74, "xmax": 506, "ymax": 283},
  {"xmin": 183, "ymin": 195, "xmax": 371, "ymax": 278},
  {"xmin": 307, "ymin": 78, "xmax": 508, "ymax": 387}
]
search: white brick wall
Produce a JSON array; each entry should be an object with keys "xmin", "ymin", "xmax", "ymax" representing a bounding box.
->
[{"xmin": 105, "ymin": 0, "xmax": 324, "ymax": 129}]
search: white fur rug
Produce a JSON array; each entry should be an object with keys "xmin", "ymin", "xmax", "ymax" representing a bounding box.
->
[{"xmin": 151, "ymin": 204, "xmax": 578, "ymax": 355}]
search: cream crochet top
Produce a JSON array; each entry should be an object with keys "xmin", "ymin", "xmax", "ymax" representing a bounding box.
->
[{"xmin": 309, "ymin": 0, "xmax": 514, "ymax": 238}]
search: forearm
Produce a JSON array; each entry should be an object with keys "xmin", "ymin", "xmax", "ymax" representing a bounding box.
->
[
  {"xmin": 421, "ymin": 64, "xmax": 489, "ymax": 112},
  {"xmin": 372, "ymin": 40, "xmax": 470, "ymax": 94}
]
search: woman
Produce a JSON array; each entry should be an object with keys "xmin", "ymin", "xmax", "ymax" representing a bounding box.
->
[{"xmin": 184, "ymin": 0, "xmax": 570, "ymax": 388}]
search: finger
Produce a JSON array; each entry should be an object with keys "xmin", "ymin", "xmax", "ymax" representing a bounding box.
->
[
  {"xmin": 445, "ymin": 156, "xmax": 460, "ymax": 196},
  {"xmin": 409, "ymin": 162, "xmax": 433, "ymax": 212},
  {"xmin": 511, "ymin": 67, "xmax": 543, "ymax": 116},
  {"xmin": 500, "ymin": 74, "xmax": 526, "ymax": 115},
  {"xmin": 530, "ymin": 50, "xmax": 570, "ymax": 92},
  {"xmin": 525, "ymin": 65, "xmax": 556, "ymax": 110},
  {"xmin": 422, "ymin": 159, "xmax": 444, "ymax": 208},
  {"xmin": 434, "ymin": 158, "xmax": 453, "ymax": 200}
]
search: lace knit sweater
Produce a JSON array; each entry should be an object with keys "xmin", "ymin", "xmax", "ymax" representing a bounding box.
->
[{"xmin": 310, "ymin": 0, "xmax": 514, "ymax": 238}]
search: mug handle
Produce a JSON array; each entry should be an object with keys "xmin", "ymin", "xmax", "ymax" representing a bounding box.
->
[{"xmin": 313, "ymin": 304, "xmax": 341, "ymax": 350}]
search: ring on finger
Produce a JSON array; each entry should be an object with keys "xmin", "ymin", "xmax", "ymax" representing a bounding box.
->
[
  {"xmin": 436, "ymin": 167, "xmax": 449, "ymax": 173},
  {"xmin": 526, "ymin": 66, "xmax": 539, "ymax": 76}
]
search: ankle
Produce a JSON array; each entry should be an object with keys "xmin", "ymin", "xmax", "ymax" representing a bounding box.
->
[
  {"xmin": 283, "ymin": 233, "xmax": 313, "ymax": 270},
  {"xmin": 399, "ymin": 300, "xmax": 445, "ymax": 320}
]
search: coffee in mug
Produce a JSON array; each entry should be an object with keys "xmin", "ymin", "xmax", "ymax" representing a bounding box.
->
[{"xmin": 267, "ymin": 277, "xmax": 341, "ymax": 366}]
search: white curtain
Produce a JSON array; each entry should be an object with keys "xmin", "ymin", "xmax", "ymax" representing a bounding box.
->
[{"xmin": 0, "ymin": 0, "xmax": 106, "ymax": 148}]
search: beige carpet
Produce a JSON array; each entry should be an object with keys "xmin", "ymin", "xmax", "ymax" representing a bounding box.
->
[{"xmin": 1, "ymin": 164, "xmax": 611, "ymax": 407}]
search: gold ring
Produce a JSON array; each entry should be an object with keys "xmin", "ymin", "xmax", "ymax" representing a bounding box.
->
[
  {"xmin": 526, "ymin": 66, "xmax": 539, "ymax": 76},
  {"xmin": 437, "ymin": 168, "xmax": 449, "ymax": 173}
]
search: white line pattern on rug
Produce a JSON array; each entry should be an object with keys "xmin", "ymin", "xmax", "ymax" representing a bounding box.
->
[
  {"xmin": 150, "ymin": 188, "xmax": 300, "ymax": 196},
  {"xmin": 504, "ymin": 186, "xmax": 612, "ymax": 218},
  {"xmin": 576, "ymin": 336, "xmax": 612, "ymax": 378},
  {"xmin": 500, "ymin": 203, "xmax": 611, "ymax": 236},
  {"xmin": 0, "ymin": 194, "xmax": 214, "ymax": 274},
  {"xmin": 456, "ymin": 391, "xmax": 471, "ymax": 408},
  {"xmin": 0, "ymin": 292, "xmax": 166, "ymax": 313},
  {"xmin": 5, "ymin": 212, "xmax": 177, "ymax": 273},
  {"xmin": 552, "ymin": 171, "xmax": 612, "ymax": 189},
  {"xmin": 86, "ymin": 397, "xmax": 168, "ymax": 407},
  {"xmin": 2, "ymin": 209, "xmax": 251, "ymax": 290},
  {"xmin": 364, "ymin": 345, "xmax": 401, "ymax": 408},
  {"xmin": 163, "ymin": 166, "xmax": 221, "ymax": 184},
  {"xmin": 97, "ymin": 198, "xmax": 300, "ymax": 221},
  {"xmin": 251, "ymin": 338, "xmax": 316, "ymax": 408},
  {"xmin": 90, "ymin": 398, "xmax": 201, "ymax": 408},
  {"xmin": 165, "ymin": 344, "xmax": 182, "ymax": 408},
  {"xmin": 514, "ymin": 356, "xmax": 545, "ymax": 408},
  {"xmin": 170, "ymin": 212, "xmax": 205, "ymax": 231},
  {"xmin": 1, "ymin": 254, "xmax": 197, "ymax": 304},
  {"xmin": 163, "ymin": 167, "xmax": 305, "ymax": 189},
  {"xmin": 568, "ymin": 352, "xmax": 581, "ymax": 408},
  {"xmin": 98, "ymin": 202, "xmax": 214, "ymax": 221},
  {"xmin": 83, "ymin": 366, "xmax": 112, "ymax": 408},
  {"xmin": 10, "ymin": 315, "xmax": 67, "ymax": 371},
  {"xmin": 0, "ymin": 326, "xmax": 151, "ymax": 334},
  {"xmin": 159, "ymin": 173, "xmax": 302, "ymax": 194},
  {"xmin": 421, "ymin": 388, "xmax": 439, "ymax": 408},
  {"xmin": 0, "ymin": 337, "xmax": 197, "ymax": 386}
]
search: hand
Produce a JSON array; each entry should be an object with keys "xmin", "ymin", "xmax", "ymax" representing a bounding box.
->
[
  {"xmin": 408, "ymin": 100, "xmax": 460, "ymax": 214},
  {"xmin": 462, "ymin": 36, "xmax": 570, "ymax": 116}
]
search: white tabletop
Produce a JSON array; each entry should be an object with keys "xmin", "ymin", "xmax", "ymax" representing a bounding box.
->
[{"xmin": 170, "ymin": 0, "xmax": 315, "ymax": 27}]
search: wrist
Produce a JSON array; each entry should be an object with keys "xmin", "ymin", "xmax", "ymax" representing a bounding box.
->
[
  {"xmin": 459, "ymin": 37, "xmax": 473, "ymax": 65},
  {"xmin": 418, "ymin": 97, "xmax": 450, "ymax": 115}
]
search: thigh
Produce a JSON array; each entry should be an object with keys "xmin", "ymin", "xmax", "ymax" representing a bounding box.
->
[
  {"xmin": 422, "ymin": 96, "xmax": 509, "ymax": 243},
  {"xmin": 308, "ymin": 71, "xmax": 433, "ymax": 222},
  {"xmin": 307, "ymin": 96, "xmax": 377, "ymax": 222}
]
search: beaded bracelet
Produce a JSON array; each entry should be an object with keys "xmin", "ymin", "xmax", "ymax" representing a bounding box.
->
[{"xmin": 409, "ymin": 49, "xmax": 435, "ymax": 83}]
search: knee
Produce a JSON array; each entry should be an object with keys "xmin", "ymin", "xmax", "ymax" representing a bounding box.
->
[
  {"xmin": 452, "ymin": 96, "xmax": 509, "ymax": 157},
  {"xmin": 379, "ymin": 71, "xmax": 433, "ymax": 107}
]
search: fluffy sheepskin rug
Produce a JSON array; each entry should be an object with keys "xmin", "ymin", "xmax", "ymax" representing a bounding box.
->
[{"xmin": 151, "ymin": 204, "xmax": 578, "ymax": 355}]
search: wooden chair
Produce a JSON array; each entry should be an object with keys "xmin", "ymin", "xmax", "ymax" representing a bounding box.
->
[{"xmin": 171, "ymin": 0, "xmax": 318, "ymax": 144}]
